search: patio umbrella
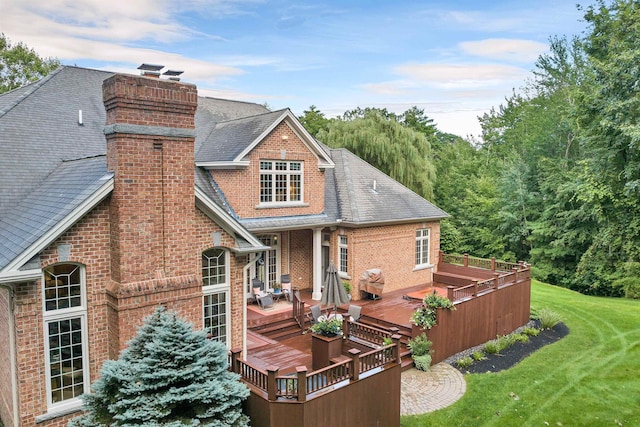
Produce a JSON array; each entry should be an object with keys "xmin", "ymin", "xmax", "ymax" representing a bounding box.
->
[{"xmin": 321, "ymin": 261, "xmax": 350, "ymax": 313}]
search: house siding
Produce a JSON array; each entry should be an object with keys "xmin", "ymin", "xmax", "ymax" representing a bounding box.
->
[{"xmin": 212, "ymin": 122, "xmax": 326, "ymax": 219}]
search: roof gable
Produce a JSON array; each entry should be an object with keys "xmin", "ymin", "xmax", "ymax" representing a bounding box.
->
[{"xmin": 195, "ymin": 109, "xmax": 334, "ymax": 170}]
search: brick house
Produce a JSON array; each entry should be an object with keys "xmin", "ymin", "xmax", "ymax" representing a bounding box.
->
[{"xmin": 0, "ymin": 66, "xmax": 447, "ymax": 426}]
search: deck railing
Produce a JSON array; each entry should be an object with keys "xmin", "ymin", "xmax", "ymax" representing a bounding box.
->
[
  {"xmin": 445, "ymin": 264, "xmax": 530, "ymax": 302},
  {"xmin": 229, "ymin": 330, "xmax": 401, "ymax": 402},
  {"xmin": 440, "ymin": 251, "xmax": 525, "ymax": 272}
]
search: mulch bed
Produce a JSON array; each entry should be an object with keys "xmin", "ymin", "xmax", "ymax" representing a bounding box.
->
[{"xmin": 453, "ymin": 321, "xmax": 570, "ymax": 374}]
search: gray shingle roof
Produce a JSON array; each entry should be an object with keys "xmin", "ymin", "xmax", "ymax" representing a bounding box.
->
[
  {"xmin": 195, "ymin": 109, "xmax": 287, "ymax": 163},
  {"xmin": 328, "ymin": 147, "xmax": 448, "ymax": 225},
  {"xmin": 0, "ymin": 156, "xmax": 112, "ymax": 270},
  {"xmin": 0, "ymin": 65, "xmax": 447, "ymax": 270}
]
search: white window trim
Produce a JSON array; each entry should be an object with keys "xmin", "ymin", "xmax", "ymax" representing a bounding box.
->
[
  {"xmin": 202, "ymin": 288, "xmax": 231, "ymax": 348},
  {"xmin": 203, "ymin": 249, "xmax": 231, "ymax": 348},
  {"xmin": 202, "ymin": 248, "xmax": 230, "ymax": 293},
  {"xmin": 338, "ymin": 234, "xmax": 349, "ymax": 276},
  {"xmin": 42, "ymin": 264, "xmax": 90, "ymax": 413},
  {"xmin": 258, "ymin": 160, "xmax": 304, "ymax": 205},
  {"xmin": 415, "ymin": 228, "xmax": 432, "ymax": 269}
]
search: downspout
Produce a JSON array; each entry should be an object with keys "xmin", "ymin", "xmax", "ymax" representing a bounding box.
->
[
  {"xmin": 242, "ymin": 253, "xmax": 262, "ymax": 360},
  {"xmin": 0, "ymin": 283, "xmax": 19, "ymax": 427}
]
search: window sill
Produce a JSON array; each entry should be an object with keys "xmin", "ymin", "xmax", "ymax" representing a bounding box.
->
[
  {"xmin": 256, "ymin": 202, "xmax": 309, "ymax": 209},
  {"xmin": 36, "ymin": 400, "xmax": 84, "ymax": 423},
  {"xmin": 339, "ymin": 273, "xmax": 351, "ymax": 280},
  {"xmin": 413, "ymin": 263, "xmax": 434, "ymax": 272}
]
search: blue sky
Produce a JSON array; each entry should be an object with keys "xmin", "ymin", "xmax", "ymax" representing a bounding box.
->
[{"xmin": 1, "ymin": 0, "xmax": 590, "ymax": 138}]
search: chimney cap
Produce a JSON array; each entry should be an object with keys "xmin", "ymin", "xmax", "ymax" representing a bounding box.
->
[
  {"xmin": 138, "ymin": 63, "xmax": 164, "ymax": 72},
  {"xmin": 163, "ymin": 70, "xmax": 184, "ymax": 76}
]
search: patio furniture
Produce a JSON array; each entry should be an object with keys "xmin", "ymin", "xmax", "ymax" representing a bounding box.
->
[
  {"xmin": 281, "ymin": 274, "xmax": 292, "ymax": 302},
  {"xmin": 347, "ymin": 304, "xmax": 362, "ymax": 322},
  {"xmin": 358, "ymin": 268, "xmax": 385, "ymax": 300},
  {"xmin": 306, "ymin": 304, "xmax": 324, "ymax": 324},
  {"xmin": 252, "ymin": 279, "xmax": 274, "ymax": 310}
]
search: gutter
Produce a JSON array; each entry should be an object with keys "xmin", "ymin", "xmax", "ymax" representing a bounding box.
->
[{"xmin": 0, "ymin": 283, "xmax": 19, "ymax": 427}]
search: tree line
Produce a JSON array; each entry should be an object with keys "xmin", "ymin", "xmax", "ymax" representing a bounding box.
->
[{"xmin": 299, "ymin": 0, "xmax": 640, "ymax": 299}]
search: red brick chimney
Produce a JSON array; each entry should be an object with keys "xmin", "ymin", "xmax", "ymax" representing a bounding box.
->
[{"xmin": 103, "ymin": 73, "xmax": 201, "ymax": 348}]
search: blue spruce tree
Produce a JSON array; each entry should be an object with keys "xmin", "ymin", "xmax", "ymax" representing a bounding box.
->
[{"xmin": 69, "ymin": 306, "xmax": 250, "ymax": 426}]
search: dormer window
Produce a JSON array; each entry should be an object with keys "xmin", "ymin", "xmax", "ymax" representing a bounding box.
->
[{"xmin": 259, "ymin": 160, "xmax": 303, "ymax": 205}]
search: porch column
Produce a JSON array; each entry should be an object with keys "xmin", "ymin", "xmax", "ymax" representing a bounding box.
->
[{"xmin": 312, "ymin": 228, "xmax": 323, "ymax": 300}]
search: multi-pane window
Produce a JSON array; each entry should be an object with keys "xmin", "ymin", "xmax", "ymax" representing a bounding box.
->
[
  {"xmin": 339, "ymin": 235, "xmax": 348, "ymax": 274},
  {"xmin": 203, "ymin": 292, "xmax": 228, "ymax": 343},
  {"xmin": 259, "ymin": 160, "xmax": 303, "ymax": 204},
  {"xmin": 202, "ymin": 248, "xmax": 230, "ymax": 347},
  {"xmin": 202, "ymin": 248, "xmax": 226, "ymax": 286},
  {"xmin": 415, "ymin": 228, "xmax": 430, "ymax": 266},
  {"xmin": 43, "ymin": 264, "xmax": 88, "ymax": 409}
]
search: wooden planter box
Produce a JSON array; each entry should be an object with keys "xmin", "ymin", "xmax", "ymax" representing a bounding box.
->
[{"xmin": 311, "ymin": 334, "xmax": 343, "ymax": 370}]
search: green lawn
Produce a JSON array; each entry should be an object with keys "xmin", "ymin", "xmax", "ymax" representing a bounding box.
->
[{"xmin": 401, "ymin": 280, "xmax": 640, "ymax": 427}]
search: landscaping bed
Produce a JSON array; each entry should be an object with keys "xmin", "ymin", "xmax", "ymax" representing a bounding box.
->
[{"xmin": 447, "ymin": 320, "xmax": 570, "ymax": 374}]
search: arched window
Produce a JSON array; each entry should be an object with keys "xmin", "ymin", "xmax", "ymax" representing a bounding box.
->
[
  {"xmin": 42, "ymin": 263, "xmax": 89, "ymax": 412},
  {"xmin": 202, "ymin": 249, "xmax": 230, "ymax": 346}
]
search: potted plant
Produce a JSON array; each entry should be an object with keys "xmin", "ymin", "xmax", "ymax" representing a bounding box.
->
[
  {"xmin": 309, "ymin": 317, "xmax": 342, "ymax": 337},
  {"xmin": 310, "ymin": 317, "xmax": 344, "ymax": 369},
  {"xmin": 342, "ymin": 280, "xmax": 352, "ymax": 300},
  {"xmin": 272, "ymin": 282, "xmax": 282, "ymax": 294}
]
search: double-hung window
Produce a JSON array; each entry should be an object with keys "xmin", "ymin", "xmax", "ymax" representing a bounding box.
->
[
  {"xmin": 259, "ymin": 160, "xmax": 303, "ymax": 204},
  {"xmin": 43, "ymin": 263, "xmax": 89, "ymax": 412},
  {"xmin": 339, "ymin": 235, "xmax": 348, "ymax": 275},
  {"xmin": 415, "ymin": 228, "xmax": 431, "ymax": 267},
  {"xmin": 202, "ymin": 248, "xmax": 230, "ymax": 347}
]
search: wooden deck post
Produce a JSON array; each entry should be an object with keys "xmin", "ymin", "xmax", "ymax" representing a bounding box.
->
[
  {"xmin": 472, "ymin": 280, "xmax": 478, "ymax": 297},
  {"xmin": 463, "ymin": 253, "xmax": 469, "ymax": 267},
  {"xmin": 513, "ymin": 267, "xmax": 519, "ymax": 282},
  {"xmin": 342, "ymin": 317, "xmax": 350, "ymax": 338},
  {"xmin": 494, "ymin": 273, "xmax": 500, "ymax": 290},
  {"xmin": 267, "ymin": 366, "xmax": 279, "ymax": 401},
  {"xmin": 491, "ymin": 257, "xmax": 496, "ymax": 271},
  {"xmin": 348, "ymin": 348, "xmax": 361, "ymax": 381},
  {"xmin": 296, "ymin": 366, "xmax": 307, "ymax": 402},
  {"xmin": 391, "ymin": 334, "xmax": 402, "ymax": 365},
  {"xmin": 229, "ymin": 348, "xmax": 242, "ymax": 373},
  {"xmin": 447, "ymin": 286, "xmax": 455, "ymax": 301},
  {"xmin": 438, "ymin": 250, "xmax": 444, "ymax": 266}
]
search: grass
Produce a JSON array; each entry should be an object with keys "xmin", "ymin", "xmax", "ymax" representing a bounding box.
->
[{"xmin": 401, "ymin": 280, "xmax": 640, "ymax": 427}]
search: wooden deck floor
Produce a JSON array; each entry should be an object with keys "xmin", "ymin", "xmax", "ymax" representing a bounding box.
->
[{"xmin": 245, "ymin": 284, "xmax": 435, "ymax": 373}]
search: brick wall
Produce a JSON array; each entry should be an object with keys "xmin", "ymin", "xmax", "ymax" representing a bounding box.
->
[
  {"xmin": 212, "ymin": 122, "xmax": 325, "ymax": 218},
  {"xmin": 344, "ymin": 221, "xmax": 441, "ymax": 299}
]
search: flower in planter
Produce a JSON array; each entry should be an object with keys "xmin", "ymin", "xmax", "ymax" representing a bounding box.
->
[{"xmin": 309, "ymin": 316, "xmax": 343, "ymax": 337}]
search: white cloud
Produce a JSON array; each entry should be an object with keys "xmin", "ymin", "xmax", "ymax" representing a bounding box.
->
[
  {"xmin": 459, "ymin": 39, "xmax": 548, "ymax": 63},
  {"xmin": 392, "ymin": 63, "xmax": 528, "ymax": 89}
]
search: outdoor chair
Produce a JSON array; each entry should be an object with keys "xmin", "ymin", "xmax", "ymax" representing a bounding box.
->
[
  {"xmin": 280, "ymin": 274, "xmax": 292, "ymax": 302},
  {"xmin": 252, "ymin": 279, "xmax": 274, "ymax": 310},
  {"xmin": 306, "ymin": 304, "xmax": 324, "ymax": 324},
  {"xmin": 347, "ymin": 304, "xmax": 362, "ymax": 322}
]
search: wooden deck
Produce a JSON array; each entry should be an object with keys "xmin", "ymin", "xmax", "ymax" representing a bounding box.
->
[{"xmin": 245, "ymin": 284, "xmax": 432, "ymax": 373}]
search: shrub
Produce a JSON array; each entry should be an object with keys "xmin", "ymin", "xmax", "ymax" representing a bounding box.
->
[
  {"xmin": 612, "ymin": 277, "xmax": 640, "ymax": 299},
  {"xmin": 514, "ymin": 333, "xmax": 530, "ymax": 343},
  {"xmin": 484, "ymin": 340, "xmax": 500, "ymax": 354},
  {"xmin": 538, "ymin": 308, "xmax": 561, "ymax": 329},
  {"xmin": 456, "ymin": 356, "xmax": 473, "ymax": 369},
  {"xmin": 471, "ymin": 350, "xmax": 486, "ymax": 361},
  {"xmin": 408, "ymin": 333, "xmax": 432, "ymax": 356},
  {"xmin": 411, "ymin": 293, "xmax": 455, "ymax": 329},
  {"xmin": 522, "ymin": 326, "xmax": 540, "ymax": 337},
  {"xmin": 414, "ymin": 354, "xmax": 432, "ymax": 371}
]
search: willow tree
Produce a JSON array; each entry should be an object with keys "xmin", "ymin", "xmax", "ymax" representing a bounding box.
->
[{"xmin": 317, "ymin": 110, "xmax": 436, "ymax": 199}]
